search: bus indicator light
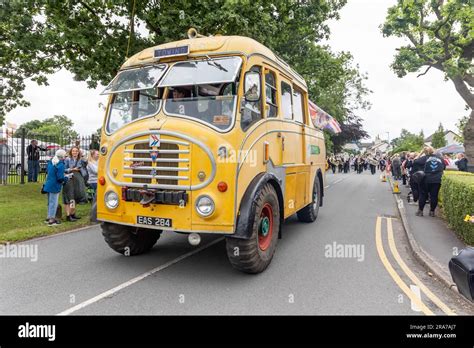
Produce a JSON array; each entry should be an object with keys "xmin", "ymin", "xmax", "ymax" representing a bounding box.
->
[
  {"xmin": 99, "ymin": 176, "xmax": 106, "ymax": 186},
  {"xmin": 217, "ymin": 182, "xmax": 228, "ymax": 192}
]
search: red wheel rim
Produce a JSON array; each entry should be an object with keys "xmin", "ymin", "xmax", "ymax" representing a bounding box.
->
[{"xmin": 258, "ymin": 203, "xmax": 274, "ymax": 251}]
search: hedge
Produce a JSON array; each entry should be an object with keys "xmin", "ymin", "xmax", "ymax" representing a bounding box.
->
[
  {"xmin": 441, "ymin": 172, "xmax": 474, "ymax": 245},
  {"xmin": 444, "ymin": 170, "xmax": 474, "ymax": 176}
]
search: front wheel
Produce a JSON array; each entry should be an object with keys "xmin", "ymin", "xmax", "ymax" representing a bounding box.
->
[
  {"xmin": 226, "ymin": 183, "xmax": 280, "ymax": 274},
  {"xmin": 101, "ymin": 223, "xmax": 161, "ymax": 255},
  {"xmin": 297, "ymin": 175, "xmax": 321, "ymax": 223}
]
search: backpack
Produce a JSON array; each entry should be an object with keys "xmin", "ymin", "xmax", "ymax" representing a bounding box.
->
[{"xmin": 424, "ymin": 156, "xmax": 443, "ymax": 174}]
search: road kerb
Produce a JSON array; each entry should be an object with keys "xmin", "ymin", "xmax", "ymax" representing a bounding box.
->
[{"xmin": 11, "ymin": 223, "xmax": 98, "ymax": 245}]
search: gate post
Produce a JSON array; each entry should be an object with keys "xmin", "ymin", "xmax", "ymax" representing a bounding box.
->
[{"xmin": 20, "ymin": 128, "xmax": 25, "ymax": 184}]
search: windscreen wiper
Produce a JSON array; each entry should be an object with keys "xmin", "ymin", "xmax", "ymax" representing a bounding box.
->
[{"xmin": 205, "ymin": 55, "xmax": 228, "ymax": 72}]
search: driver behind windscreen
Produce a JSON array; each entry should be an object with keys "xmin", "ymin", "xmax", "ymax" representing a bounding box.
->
[{"xmin": 168, "ymin": 87, "xmax": 193, "ymax": 115}]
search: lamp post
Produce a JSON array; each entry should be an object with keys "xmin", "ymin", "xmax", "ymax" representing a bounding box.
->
[{"xmin": 386, "ymin": 132, "xmax": 390, "ymax": 152}]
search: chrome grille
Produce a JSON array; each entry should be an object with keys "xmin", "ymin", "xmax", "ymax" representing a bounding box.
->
[
  {"xmin": 131, "ymin": 143, "xmax": 151, "ymax": 184},
  {"xmin": 123, "ymin": 139, "xmax": 190, "ymax": 187},
  {"xmin": 108, "ymin": 130, "xmax": 215, "ymax": 191}
]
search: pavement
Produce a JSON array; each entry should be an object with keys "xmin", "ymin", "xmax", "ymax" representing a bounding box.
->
[
  {"xmin": 1, "ymin": 170, "xmax": 473, "ymax": 315},
  {"xmin": 387, "ymin": 176, "xmax": 472, "ymax": 304}
]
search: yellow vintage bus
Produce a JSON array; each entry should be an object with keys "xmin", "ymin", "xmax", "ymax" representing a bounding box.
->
[{"xmin": 96, "ymin": 29, "xmax": 327, "ymax": 273}]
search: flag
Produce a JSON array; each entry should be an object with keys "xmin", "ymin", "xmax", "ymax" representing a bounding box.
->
[{"xmin": 308, "ymin": 100, "xmax": 341, "ymax": 134}]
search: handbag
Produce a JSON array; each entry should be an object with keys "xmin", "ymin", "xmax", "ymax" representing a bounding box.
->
[
  {"xmin": 41, "ymin": 184, "xmax": 47, "ymax": 194},
  {"xmin": 80, "ymin": 166, "xmax": 89, "ymax": 183},
  {"xmin": 411, "ymin": 170, "xmax": 425, "ymax": 184}
]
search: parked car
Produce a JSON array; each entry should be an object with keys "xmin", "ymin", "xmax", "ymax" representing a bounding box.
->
[{"xmin": 6, "ymin": 145, "xmax": 17, "ymax": 172}]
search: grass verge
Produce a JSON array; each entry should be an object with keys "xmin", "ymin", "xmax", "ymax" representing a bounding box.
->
[{"xmin": 0, "ymin": 183, "xmax": 93, "ymax": 243}]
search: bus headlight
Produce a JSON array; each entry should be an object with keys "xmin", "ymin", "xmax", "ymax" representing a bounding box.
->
[
  {"xmin": 195, "ymin": 195, "xmax": 215, "ymax": 217},
  {"xmin": 105, "ymin": 190, "xmax": 119, "ymax": 209}
]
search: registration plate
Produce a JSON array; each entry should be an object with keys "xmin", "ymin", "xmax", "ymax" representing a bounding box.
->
[{"xmin": 137, "ymin": 216, "xmax": 172, "ymax": 228}]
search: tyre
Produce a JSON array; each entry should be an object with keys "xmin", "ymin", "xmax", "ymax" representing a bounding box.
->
[
  {"xmin": 226, "ymin": 183, "xmax": 280, "ymax": 274},
  {"xmin": 296, "ymin": 175, "xmax": 321, "ymax": 223},
  {"xmin": 101, "ymin": 222, "xmax": 161, "ymax": 255}
]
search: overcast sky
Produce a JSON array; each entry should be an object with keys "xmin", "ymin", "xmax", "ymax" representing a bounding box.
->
[{"xmin": 5, "ymin": 0, "xmax": 467, "ymax": 142}]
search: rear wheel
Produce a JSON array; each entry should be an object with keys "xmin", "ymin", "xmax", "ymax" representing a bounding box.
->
[
  {"xmin": 297, "ymin": 175, "xmax": 321, "ymax": 223},
  {"xmin": 101, "ymin": 223, "xmax": 161, "ymax": 255},
  {"xmin": 226, "ymin": 184, "xmax": 280, "ymax": 274}
]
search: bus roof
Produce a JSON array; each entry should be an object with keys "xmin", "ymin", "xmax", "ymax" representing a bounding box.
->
[{"xmin": 122, "ymin": 35, "xmax": 307, "ymax": 88}]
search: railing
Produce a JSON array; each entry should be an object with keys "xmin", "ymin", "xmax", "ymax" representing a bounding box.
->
[{"xmin": 0, "ymin": 129, "xmax": 99, "ymax": 185}]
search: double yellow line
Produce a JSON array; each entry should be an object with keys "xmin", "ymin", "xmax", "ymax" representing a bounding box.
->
[{"xmin": 375, "ymin": 216, "xmax": 455, "ymax": 316}]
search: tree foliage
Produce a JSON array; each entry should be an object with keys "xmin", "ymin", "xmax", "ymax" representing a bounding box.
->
[
  {"xmin": 455, "ymin": 114, "xmax": 468, "ymax": 143},
  {"xmin": 381, "ymin": 0, "xmax": 474, "ymax": 160},
  {"xmin": 15, "ymin": 115, "xmax": 79, "ymax": 143},
  {"xmin": 431, "ymin": 122, "xmax": 447, "ymax": 148},
  {"xmin": 390, "ymin": 128, "xmax": 425, "ymax": 153},
  {"xmin": 1, "ymin": 0, "xmax": 370, "ymax": 145}
]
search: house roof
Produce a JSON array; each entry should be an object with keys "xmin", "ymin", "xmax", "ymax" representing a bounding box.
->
[
  {"xmin": 370, "ymin": 141, "xmax": 389, "ymax": 150},
  {"xmin": 359, "ymin": 142, "xmax": 375, "ymax": 148},
  {"xmin": 424, "ymin": 130, "xmax": 458, "ymax": 142}
]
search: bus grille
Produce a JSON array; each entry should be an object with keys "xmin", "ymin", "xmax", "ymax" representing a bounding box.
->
[{"xmin": 123, "ymin": 139, "xmax": 190, "ymax": 188}]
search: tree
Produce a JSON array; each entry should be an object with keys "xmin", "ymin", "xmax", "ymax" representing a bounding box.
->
[
  {"xmin": 15, "ymin": 115, "xmax": 79, "ymax": 143},
  {"xmin": 431, "ymin": 122, "xmax": 447, "ymax": 148},
  {"xmin": 14, "ymin": 120, "xmax": 44, "ymax": 136},
  {"xmin": 390, "ymin": 128, "xmax": 425, "ymax": 153},
  {"xmin": 331, "ymin": 113, "xmax": 369, "ymax": 153},
  {"xmin": 381, "ymin": 0, "xmax": 473, "ymax": 164}
]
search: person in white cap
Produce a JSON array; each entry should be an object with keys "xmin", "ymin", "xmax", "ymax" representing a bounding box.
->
[{"xmin": 43, "ymin": 149, "xmax": 69, "ymax": 226}]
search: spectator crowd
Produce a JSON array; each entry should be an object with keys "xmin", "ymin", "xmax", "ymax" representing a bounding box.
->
[
  {"xmin": 42, "ymin": 142, "xmax": 99, "ymax": 226},
  {"xmin": 327, "ymin": 146, "xmax": 469, "ymax": 218}
]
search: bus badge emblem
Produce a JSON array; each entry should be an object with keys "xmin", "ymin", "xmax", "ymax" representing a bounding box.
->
[{"xmin": 149, "ymin": 134, "xmax": 160, "ymax": 147}]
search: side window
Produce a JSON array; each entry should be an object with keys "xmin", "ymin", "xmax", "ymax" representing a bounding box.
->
[
  {"xmin": 293, "ymin": 88, "xmax": 304, "ymax": 124},
  {"xmin": 241, "ymin": 66, "xmax": 263, "ymax": 131},
  {"xmin": 281, "ymin": 82, "xmax": 293, "ymax": 120},
  {"xmin": 265, "ymin": 71, "xmax": 277, "ymax": 117}
]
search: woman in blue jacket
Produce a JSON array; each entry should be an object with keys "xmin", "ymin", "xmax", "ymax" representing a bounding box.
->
[{"xmin": 44, "ymin": 149, "xmax": 69, "ymax": 226}]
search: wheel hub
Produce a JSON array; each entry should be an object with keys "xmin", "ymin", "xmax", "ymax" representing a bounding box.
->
[
  {"xmin": 258, "ymin": 203, "xmax": 274, "ymax": 251},
  {"xmin": 260, "ymin": 216, "xmax": 270, "ymax": 236}
]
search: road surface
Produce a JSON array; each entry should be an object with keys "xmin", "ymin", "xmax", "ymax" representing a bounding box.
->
[{"xmin": 1, "ymin": 170, "xmax": 472, "ymax": 315}]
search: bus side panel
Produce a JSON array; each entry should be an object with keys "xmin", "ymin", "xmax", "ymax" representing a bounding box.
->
[
  {"xmin": 305, "ymin": 127, "xmax": 326, "ymax": 200},
  {"xmin": 284, "ymin": 172, "xmax": 296, "ymax": 217}
]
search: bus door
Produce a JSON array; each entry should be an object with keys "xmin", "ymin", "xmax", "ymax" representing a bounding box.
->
[
  {"xmin": 262, "ymin": 67, "xmax": 282, "ymax": 165},
  {"xmin": 279, "ymin": 78, "xmax": 307, "ymax": 215},
  {"xmin": 293, "ymin": 86, "xmax": 311, "ymax": 209}
]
